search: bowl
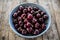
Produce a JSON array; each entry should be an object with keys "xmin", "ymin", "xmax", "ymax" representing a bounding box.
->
[{"xmin": 9, "ymin": 3, "xmax": 51, "ymax": 38}]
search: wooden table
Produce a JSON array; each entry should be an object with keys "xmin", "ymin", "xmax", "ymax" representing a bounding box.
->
[{"xmin": 0, "ymin": 0, "xmax": 60, "ymax": 40}]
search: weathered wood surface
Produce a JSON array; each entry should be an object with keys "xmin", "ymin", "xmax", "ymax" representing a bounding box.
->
[{"xmin": 0, "ymin": 0, "xmax": 60, "ymax": 40}]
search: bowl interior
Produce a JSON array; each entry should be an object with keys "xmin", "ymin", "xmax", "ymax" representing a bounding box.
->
[{"xmin": 9, "ymin": 3, "xmax": 51, "ymax": 38}]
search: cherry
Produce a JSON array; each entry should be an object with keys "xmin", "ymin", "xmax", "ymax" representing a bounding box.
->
[
  {"xmin": 24, "ymin": 19, "xmax": 28, "ymax": 24},
  {"xmin": 18, "ymin": 21, "xmax": 22, "ymax": 25},
  {"xmin": 39, "ymin": 18, "xmax": 44, "ymax": 23},
  {"xmin": 17, "ymin": 10, "xmax": 21, "ymax": 14},
  {"xmin": 22, "ymin": 29, "xmax": 27, "ymax": 34},
  {"xmin": 27, "ymin": 14, "xmax": 33, "ymax": 20},
  {"xmin": 23, "ymin": 9, "xmax": 27, "ymax": 13},
  {"xmin": 19, "ymin": 6, "xmax": 24, "ymax": 11},
  {"xmin": 28, "ymin": 6, "xmax": 32, "ymax": 12},
  {"xmin": 18, "ymin": 21, "xmax": 23, "ymax": 27},
  {"xmin": 43, "ymin": 15, "xmax": 48, "ymax": 20},
  {"xmin": 31, "ymin": 10, "xmax": 34, "ymax": 14},
  {"xmin": 41, "ymin": 12, "xmax": 45, "ymax": 16},
  {"xmin": 33, "ymin": 7, "xmax": 38, "ymax": 11},
  {"xmin": 42, "ymin": 23, "xmax": 46, "ymax": 29},
  {"xmin": 33, "ymin": 29, "xmax": 39, "ymax": 35},
  {"xmin": 17, "ymin": 10, "xmax": 21, "ymax": 15},
  {"xmin": 33, "ymin": 11, "xmax": 37, "ymax": 16},
  {"xmin": 26, "ymin": 22, "xmax": 31, "ymax": 28},
  {"xmin": 24, "ymin": 24, "xmax": 27, "ymax": 28},
  {"xmin": 18, "ymin": 17, "xmax": 21, "ymax": 21},
  {"xmin": 26, "ymin": 27, "xmax": 32, "ymax": 33},
  {"xmin": 15, "ymin": 24, "xmax": 19, "ymax": 29},
  {"xmin": 39, "ymin": 28, "xmax": 42, "ymax": 33},
  {"xmin": 36, "ymin": 13, "xmax": 41, "ymax": 18},
  {"xmin": 17, "ymin": 27, "xmax": 22, "ymax": 32},
  {"xmin": 13, "ymin": 19, "xmax": 18, "ymax": 23},
  {"xmin": 32, "ymin": 18, "xmax": 37, "ymax": 24},
  {"xmin": 21, "ymin": 14, "xmax": 26, "ymax": 19},
  {"xmin": 38, "ymin": 10, "xmax": 41, "ymax": 13},
  {"xmin": 35, "ymin": 23, "xmax": 40, "ymax": 28},
  {"xmin": 13, "ymin": 12, "xmax": 17, "ymax": 18}
]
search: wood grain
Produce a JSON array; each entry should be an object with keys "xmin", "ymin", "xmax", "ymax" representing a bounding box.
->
[
  {"xmin": 51, "ymin": 0, "xmax": 60, "ymax": 39},
  {"xmin": 0, "ymin": 1, "xmax": 3, "ymax": 40},
  {"xmin": 0, "ymin": 0, "xmax": 60, "ymax": 40}
]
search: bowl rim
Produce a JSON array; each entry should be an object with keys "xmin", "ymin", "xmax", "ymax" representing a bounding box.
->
[{"xmin": 9, "ymin": 3, "xmax": 51, "ymax": 38}]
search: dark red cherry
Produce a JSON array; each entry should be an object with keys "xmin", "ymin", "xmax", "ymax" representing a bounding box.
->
[
  {"xmin": 43, "ymin": 15, "xmax": 48, "ymax": 20},
  {"xmin": 17, "ymin": 10, "xmax": 21, "ymax": 13},
  {"xmin": 23, "ymin": 9, "xmax": 27, "ymax": 13},
  {"xmin": 32, "ymin": 18, "xmax": 37, "ymax": 24},
  {"xmin": 24, "ymin": 24, "xmax": 27, "ymax": 28},
  {"xmin": 19, "ymin": 6, "xmax": 24, "ymax": 11},
  {"xmin": 35, "ymin": 23, "xmax": 40, "ymax": 28},
  {"xmin": 39, "ymin": 18, "xmax": 44, "ymax": 23},
  {"xmin": 42, "ymin": 23, "xmax": 46, "ymax": 29},
  {"xmin": 21, "ymin": 29, "xmax": 27, "ymax": 34},
  {"xmin": 41, "ymin": 12, "xmax": 45, "ymax": 16},
  {"xmin": 38, "ymin": 10, "xmax": 41, "ymax": 13},
  {"xmin": 13, "ymin": 12, "xmax": 17, "ymax": 18},
  {"xmin": 24, "ymin": 19, "xmax": 28, "ymax": 24},
  {"xmin": 21, "ymin": 14, "xmax": 26, "ymax": 19},
  {"xmin": 33, "ymin": 7, "xmax": 38, "ymax": 11},
  {"xmin": 18, "ymin": 21, "xmax": 23, "ymax": 27},
  {"xmin": 18, "ymin": 21, "xmax": 22, "ymax": 25},
  {"xmin": 26, "ymin": 22, "xmax": 31, "ymax": 28},
  {"xmin": 18, "ymin": 17, "xmax": 21, "ymax": 21},
  {"xmin": 33, "ymin": 29, "xmax": 39, "ymax": 35},
  {"xmin": 28, "ymin": 6, "xmax": 32, "ymax": 12},
  {"xmin": 39, "ymin": 28, "xmax": 42, "ymax": 33},
  {"xmin": 13, "ymin": 19, "xmax": 18, "ymax": 23},
  {"xmin": 27, "ymin": 14, "xmax": 33, "ymax": 20},
  {"xmin": 36, "ymin": 13, "xmax": 41, "ymax": 18},
  {"xmin": 31, "ymin": 10, "xmax": 34, "ymax": 14},
  {"xmin": 15, "ymin": 24, "xmax": 19, "ymax": 29},
  {"xmin": 17, "ymin": 10, "xmax": 21, "ymax": 15},
  {"xmin": 26, "ymin": 27, "xmax": 32, "ymax": 33},
  {"xmin": 17, "ymin": 27, "xmax": 22, "ymax": 32}
]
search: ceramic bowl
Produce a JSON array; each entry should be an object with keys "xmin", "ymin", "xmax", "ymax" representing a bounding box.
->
[{"xmin": 9, "ymin": 3, "xmax": 51, "ymax": 38}]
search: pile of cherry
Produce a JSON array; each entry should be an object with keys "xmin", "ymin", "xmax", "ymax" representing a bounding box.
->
[{"xmin": 12, "ymin": 6, "xmax": 48, "ymax": 35}]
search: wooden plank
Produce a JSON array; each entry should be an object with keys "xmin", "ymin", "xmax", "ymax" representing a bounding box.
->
[
  {"xmin": 47, "ymin": 0, "xmax": 59, "ymax": 40},
  {"xmin": 38, "ymin": 0, "xmax": 59, "ymax": 40},
  {"xmin": 51, "ymin": 0, "xmax": 60, "ymax": 39},
  {"xmin": 0, "ymin": 0, "xmax": 9, "ymax": 40},
  {"xmin": 0, "ymin": 2, "xmax": 6, "ymax": 40},
  {"xmin": 0, "ymin": 0, "xmax": 3, "ymax": 40},
  {"xmin": 7, "ymin": 1, "xmax": 16, "ymax": 40},
  {"xmin": 1, "ymin": 0, "xmax": 18, "ymax": 40},
  {"xmin": 54, "ymin": 11, "xmax": 60, "ymax": 39},
  {"xmin": 0, "ymin": 1, "xmax": 3, "ymax": 12},
  {"xmin": 26, "ymin": 0, "xmax": 37, "ymax": 3}
]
